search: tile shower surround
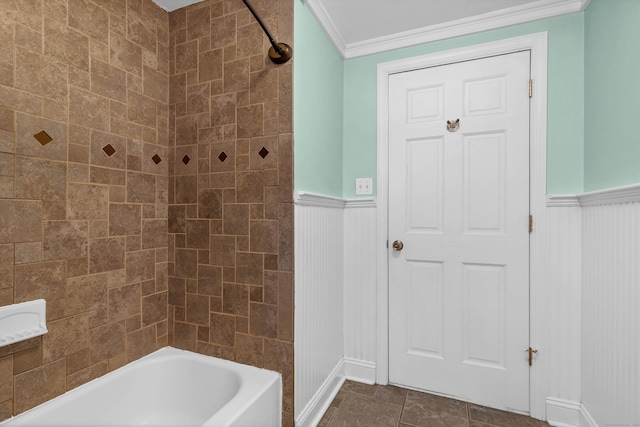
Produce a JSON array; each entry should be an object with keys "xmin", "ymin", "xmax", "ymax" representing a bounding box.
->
[
  {"xmin": 167, "ymin": 0, "xmax": 294, "ymax": 425},
  {"xmin": 0, "ymin": 0, "xmax": 294, "ymax": 425}
]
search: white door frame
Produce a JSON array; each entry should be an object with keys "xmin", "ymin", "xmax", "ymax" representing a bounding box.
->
[{"xmin": 376, "ymin": 32, "xmax": 548, "ymax": 419}]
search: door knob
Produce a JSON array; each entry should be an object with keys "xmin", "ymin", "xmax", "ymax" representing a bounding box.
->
[{"xmin": 392, "ymin": 240, "xmax": 404, "ymax": 251}]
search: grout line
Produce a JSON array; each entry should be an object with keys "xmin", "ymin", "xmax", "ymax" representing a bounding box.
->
[{"xmin": 397, "ymin": 393, "xmax": 406, "ymax": 427}]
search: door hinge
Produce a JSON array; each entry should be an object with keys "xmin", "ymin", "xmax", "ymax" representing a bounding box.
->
[
  {"xmin": 526, "ymin": 347, "xmax": 538, "ymax": 366},
  {"xmin": 529, "ymin": 79, "xmax": 533, "ymax": 98},
  {"xmin": 528, "ymin": 214, "xmax": 533, "ymax": 233}
]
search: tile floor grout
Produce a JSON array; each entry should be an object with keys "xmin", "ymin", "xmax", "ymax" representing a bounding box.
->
[{"xmin": 318, "ymin": 380, "xmax": 551, "ymax": 427}]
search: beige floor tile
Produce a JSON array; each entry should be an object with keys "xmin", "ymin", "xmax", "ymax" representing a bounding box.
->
[
  {"xmin": 468, "ymin": 404, "xmax": 540, "ymax": 427},
  {"xmin": 321, "ymin": 382, "xmax": 550, "ymax": 427},
  {"xmin": 328, "ymin": 394, "xmax": 403, "ymax": 427},
  {"xmin": 318, "ymin": 405, "xmax": 339, "ymax": 427},
  {"xmin": 401, "ymin": 391, "xmax": 469, "ymax": 427},
  {"xmin": 341, "ymin": 379, "xmax": 379, "ymax": 397},
  {"xmin": 375, "ymin": 384, "xmax": 408, "ymax": 405},
  {"xmin": 470, "ymin": 420, "xmax": 550, "ymax": 427}
]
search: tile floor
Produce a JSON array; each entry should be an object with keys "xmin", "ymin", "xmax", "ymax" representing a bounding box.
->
[{"xmin": 318, "ymin": 380, "xmax": 551, "ymax": 427}]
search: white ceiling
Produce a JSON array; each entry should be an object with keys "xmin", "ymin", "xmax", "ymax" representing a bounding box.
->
[
  {"xmin": 153, "ymin": 0, "xmax": 590, "ymax": 58},
  {"xmin": 320, "ymin": 0, "xmax": 543, "ymax": 45},
  {"xmin": 151, "ymin": 0, "xmax": 204, "ymax": 11}
]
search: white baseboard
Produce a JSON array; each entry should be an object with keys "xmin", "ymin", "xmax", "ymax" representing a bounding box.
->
[
  {"xmin": 344, "ymin": 358, "xmax": 376, "ymax": 385},
  {"xmin": 295, "ymin": 360, "xmax": 346, "ymax": 427},
  {"xmin": 579, "ymin": 404, "xmax": 599, "ymax": 427},
  {"xmin": 545, "ymin": 399, "xmax": 600, "ymax": 427},
  {"xmin": 546, "ymin": 397, "xmax": 581, "ymax": 427},
  {"xmin": 294, "ymin": 358, "xmax": 377, "ymax": 427}
]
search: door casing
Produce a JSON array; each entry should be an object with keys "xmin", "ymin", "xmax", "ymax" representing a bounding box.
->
[{"xmin": 375, "ymin": 32, "xmax": 549, "ymax": 420}]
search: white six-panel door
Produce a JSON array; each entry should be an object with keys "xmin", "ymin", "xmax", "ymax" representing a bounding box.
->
[{"xmin": 388, "ymin": 51, "xmax": 531, "ymax": 412}]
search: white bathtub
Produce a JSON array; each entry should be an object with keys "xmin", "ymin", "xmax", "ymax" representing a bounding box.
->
[{"xmin": 1, "ymin": 347, "xmax": 281, "ymax": 427}]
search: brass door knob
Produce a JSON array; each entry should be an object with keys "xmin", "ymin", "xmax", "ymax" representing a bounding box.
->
[{"xmin": 392, "ymin": 240, "xmax": 404, "ymax": 251}]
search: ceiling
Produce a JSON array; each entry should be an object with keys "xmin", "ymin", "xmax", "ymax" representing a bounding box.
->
[
  {"xmin": 152, "ymin": 0, "xmax": 204, "ymax": 12},
  {"xmin": 153, "ymin": 0, "xmax": 589, "ymax": 58}
]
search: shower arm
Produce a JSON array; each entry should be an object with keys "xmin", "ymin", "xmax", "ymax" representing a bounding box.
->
[{"xmin": 241, "ymin": 0, "xmax": 293, "ymax": 64}]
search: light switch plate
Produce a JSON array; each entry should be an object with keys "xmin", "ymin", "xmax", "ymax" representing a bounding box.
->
[{"xmin": 355, "ymin": 178, "xmax": 373, "ymax": 195}]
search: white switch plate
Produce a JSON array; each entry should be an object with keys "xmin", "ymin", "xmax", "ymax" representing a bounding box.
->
[{"xmin": 355, "ymin": 178, "xmax": 373, "ymax": 195}]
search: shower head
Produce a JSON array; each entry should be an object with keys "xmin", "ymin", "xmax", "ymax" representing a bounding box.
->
[
  {"xmin": 242, "ymin": 0, "xmax": 292, "ymax": 64},
  {"xmin": 268, "ymin": 42, "xmax": 293, "ymax": 64}
]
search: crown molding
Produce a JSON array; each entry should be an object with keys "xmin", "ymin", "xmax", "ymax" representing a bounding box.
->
[
  {"xmin": 305, "ymin": 0, "xmax": 589, "ymax": 59},
  {"xmin": 303, "ymin": 0, "xmax": 347, "ymax": 55}
]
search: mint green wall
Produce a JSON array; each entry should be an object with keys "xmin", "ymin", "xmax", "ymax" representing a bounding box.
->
[
  {"xmin": 292, "ymin": 7, "xmax": 588, "ymax": 197},
  {"xmin": 342, "ymin": 14, "xmax": 585, "ymax": 197},
  {"xmin": 293, "ymin": 0, "xmax": 344, "ymax": 197},
  {"xmin": 584, "ymin": 0, "xmax": 640, "ymax": 191}
]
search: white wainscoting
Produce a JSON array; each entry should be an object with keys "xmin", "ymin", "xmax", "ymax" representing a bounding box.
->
[
  {"xmin": 545, "ymin": 398, "xmax": 583, "ymax": 427},
  {"xmin": 547, "ymin": 183, "xmax": 640, "ymax": 427},
  {"xmin": 294, "ymin": 193, "xmax": 377, "ymax": 427},
  {"xmin": 343, "ymin": 200, "xmax": 377, "ymax": 383},
  {"xmin": 294, "ymin": 193, "xmax": 346, "ymax": 427},
  {"xmin": 578, "ymin": 404, "xmax": 599, "ymax": 427},
  {"xmin": 295, "ymin": 184, "xmax": 640, "ymax": 427},
  {"xmin": 545, "ymin": 200, "xmax": 582, "ymax": 427},
  {"xmin": 580, "ymin": 189, "xmax": 640, "ymax": 426}
]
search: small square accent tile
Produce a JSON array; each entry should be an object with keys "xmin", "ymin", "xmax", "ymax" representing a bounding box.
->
[
  {"xmin": 102, "ymin": 144, "xmax": 116, "ymax": 156},
  {"xmin": 152, "ymin": 154, "xmax": 162, "ymax": 164},
  {"xmin": 258, "ymin": 147, "xmax": 269, "ymax": 159},
  {"xmin": 33, "ymin": 130, "xmax": 53, "ymax": 146},
  {"xmin": 182, "ymin": 154, "xmax": 191, "ymax": 165},
  {"xmin": 218, "ymin": 152, "xmax": 227, "ymax": 162}
]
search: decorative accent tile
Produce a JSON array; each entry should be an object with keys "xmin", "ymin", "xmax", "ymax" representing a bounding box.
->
[
  {"xmin": 102, "ymin": 144, "xmax": 116, "ymax": 156},
  {"xmin": 152, "ymin": 154, "xmax": 162, "ymax": 164},
  {"xmin": 258, "ymin": 147, "xmax": 269, "ymax": 159},
  {"xmin": 33, "ymin": 130, "xmax": 53, "ymax": 146},
  {"xmin": 182, "ymin": 154, "xmax": 190, "ymax": 165},
  {"xmin": 218, "ymin": 152, "xmax": 227, "ymax": 162}
]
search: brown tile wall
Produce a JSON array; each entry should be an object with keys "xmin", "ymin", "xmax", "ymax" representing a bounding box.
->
[
  {"xmin": 0, "ymin": 0, "xmax": 293, "ymax": 423},
  {"xmin": 166, "ymin": 0, "xmax": 294, "ymax": 425},
  {"xmin": 0, "ymin": 0, "xmax": 170, "ymax": 419}
]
